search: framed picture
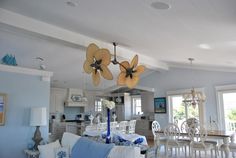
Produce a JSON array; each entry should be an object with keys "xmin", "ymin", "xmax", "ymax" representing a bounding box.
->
[
  {"xmin": 0, "ymin": 93, "xmax": 7, "ymax": 125},
  {"xmin": 154, "ymin": 97, "xmax": 166, "ymax": 113}
]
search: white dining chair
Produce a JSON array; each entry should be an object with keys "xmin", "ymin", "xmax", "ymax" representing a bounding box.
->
[
  {"xmin": 186, "ymin": 117, "xmax": 199, "ymax": 128},
  {"xmin": 118, "ymin": 121, "xmax": 128, "ymax": 134},
  {"xmin": 110, "ymin": 121, "xmax": 118, "ymax": 131},
  {"xmin": 151, "ymin": 120, "xmax": 166, "ymax": 157},
  {"xmin": 188, "ymin": 124, "xmax": 215, "ymax": 158},
  {"xmin": 97, "ymin": 122, "xmax": 107, "ymax": 132},
  {"xmin": 180, "ymin": 120, "xmax": 191, "ymax": 156},
  {"xmin": 127, "ymin": 120, "xmax": 136, "ymax": 134},
  {"xmin": 205, "ymin": 122, "xmax": 220, "ymax": 157},
  {"xmin": 164, "ymin": 123, "xmax": 188, "ymax": 157}
]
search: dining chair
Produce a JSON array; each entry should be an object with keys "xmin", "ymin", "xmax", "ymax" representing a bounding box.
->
[
  {"xmin": 110, "ymin": 121, "xmax": 118, "ymax": 131},
  {"xmin": 180, "ymin": 120, "xmax": 191, "ymax": 156},
  {"xmin": 118, "ymin": 121, "xmax": 128, "ymax": 134},
  {"xmin": 188, "ymin": 124, "xmax": 215, "ymax": 158},
  {"xmin": 127, "ymin": 120, "xmax": 136, "ymax": 134},
  {"xmin": 85, "ymin": 124, "xmax": 97, "ymax": 131},
  {"xmin": 151, "ymin": 120, "xmax": 166, "ymax": 157},
  {"xmin": 97, "ymin": 122, "xmax": 107, "ymax": 132},
  {"xmin": 164, "ymin": 123, "xmax": 188, "ymax": 157},
  {"xmin": 205, "ymin": 122, "xmax": 220, "ymax": 157},
  {"xmin": 186, "ymin": 117, "xmax": 199, "ymax": 128}
]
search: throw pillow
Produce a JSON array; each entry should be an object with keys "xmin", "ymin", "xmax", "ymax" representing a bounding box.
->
[
  {"xmin": 38, "ymin": 140, "xmax": 61, "ymax": 158},
  {"xmin": 55, "ymin": 147, "xmax": 69, "ymax": 158},
  {"xmin": 61, "ymin": 132, "xmax": 81, "ymax": 154}
]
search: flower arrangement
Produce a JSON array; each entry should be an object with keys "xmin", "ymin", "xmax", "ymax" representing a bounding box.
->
[
  {"xmin": 101, "ymin": 99, "xmax": 115, "ymax": 144},
  {"xmin": 102, "ymin": 99, "xmax": 115, "ymax": 110}
]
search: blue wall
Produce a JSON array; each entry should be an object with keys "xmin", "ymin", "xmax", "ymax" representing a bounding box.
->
[
  {"xmin": 139, "ymin": 67, "xmax": 236, "ymax": 128},
  {"xmin": 0, "ymin": 71, "xmax": 50, "ymax": 158}
]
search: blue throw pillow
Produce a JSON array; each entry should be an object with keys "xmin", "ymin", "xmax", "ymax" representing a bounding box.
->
[{"xmin": 71, "ymin": 137, "xmax": 115, "ymax": 158}]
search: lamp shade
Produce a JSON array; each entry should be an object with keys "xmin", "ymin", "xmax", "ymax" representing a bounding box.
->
[{"xmin": 30, "ymin": 107, "xmax": 47, "ymax": 126}]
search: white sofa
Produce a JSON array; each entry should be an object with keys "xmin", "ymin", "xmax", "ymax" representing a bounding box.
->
[
  {"xmin": 39, "ymin": 132, "xmax": 145, "ymax": 158},
  {"xmin": 61, "ymin": 132, "xmax": 144, "ymax": 158}
]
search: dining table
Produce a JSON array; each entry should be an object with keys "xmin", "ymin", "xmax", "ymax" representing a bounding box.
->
[
  {"xmin": 157, "ymin": 129, "xmax": 235, "ymax": 158},
  {"xmin": 207, "ymin": 130, "xmax": 235, "ymax": 158}
]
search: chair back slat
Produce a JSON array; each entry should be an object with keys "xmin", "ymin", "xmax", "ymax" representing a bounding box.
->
[{"xmin": 164, "ymin": 123, "xmax": 180, "ymax": 140}]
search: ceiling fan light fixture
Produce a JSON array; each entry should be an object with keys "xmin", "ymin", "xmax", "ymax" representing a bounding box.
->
[{"xmin": 83, "ymin": 43, "xmax": 145, "ymax": 89}]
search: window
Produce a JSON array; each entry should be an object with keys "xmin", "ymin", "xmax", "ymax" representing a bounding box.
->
[
  {"xmin": 95, "ymin": 99, "xmax": 102, "ymax": 112},
  {"xmin": 167, "ymin": 88, "xmax": 205, "ymax": 126},
  {"xmin": 132, "ymin": 96, "xmax": 142, "ymax": 115}
]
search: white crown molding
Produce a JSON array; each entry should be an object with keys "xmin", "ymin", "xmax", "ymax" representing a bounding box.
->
[
  {"xmin": 166, "ymin": 87, "xmax": 205, "ymax": 96},
  {"xmin": 0, "ymin": 64, "xmax": 53, "ymax": 82},
  {"xmin": 168, "ymin": 62, "xmax": 236, "ymax": 73},
  {"xmin": 0, "ymin": 8, "xmax": 169, "ymax": 71},
  {"xmin": 215, "ymin": 84, "xmax": 236, "ymax": 91}
]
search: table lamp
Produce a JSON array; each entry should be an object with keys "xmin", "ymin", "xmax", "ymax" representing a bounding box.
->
[{"xmin": 30, "ymin": 107, "xmax": 47, "ymax": 150}]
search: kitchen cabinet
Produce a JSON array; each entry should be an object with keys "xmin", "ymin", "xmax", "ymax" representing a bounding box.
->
[
  {"xmin": 50, "ymin": 88, "xmax": 67, "ymax": 114},
  {"xmin": 135, "ymin": 119, "xmax": 153, "ymax": 139}
]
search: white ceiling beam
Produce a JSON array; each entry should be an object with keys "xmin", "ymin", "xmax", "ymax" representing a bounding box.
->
[
  {"xmin": 0, "ymin": 8, "xmax": 169, "ymax": 71},
  {"xmin": 0, "ymin": 64, "xmax": 53, "ymax": 82}
]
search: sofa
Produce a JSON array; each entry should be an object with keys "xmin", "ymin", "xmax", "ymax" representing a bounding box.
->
[{"xmin": 38, "ymin": 132, "xmax": 145, "ymax": 158}]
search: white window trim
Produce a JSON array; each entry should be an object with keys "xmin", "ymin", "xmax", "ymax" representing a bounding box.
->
[
  {"xmin": 167, "ymin": 88, "xmax": 206, "ymax": 125},
  {"xmin": 215, "ymin": 84, "xmax": 236, "ymax": 130}
]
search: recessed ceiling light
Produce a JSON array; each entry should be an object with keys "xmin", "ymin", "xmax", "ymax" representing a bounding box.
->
[
  {"xmin": 66, "ymin": 1, "xmax": 78, "ymax": 7},
  {"xmin": 198, "ymin": 44, "xmax": 212, "ymax": 50},
  {"xmin": 151, "ymin": 1, "xmax": 171, "ymax": 10}
]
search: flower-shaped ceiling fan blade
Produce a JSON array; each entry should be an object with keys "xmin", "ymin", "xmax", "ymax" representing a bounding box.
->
[
  {"xmin": 117, "ymin": 55, "xmax": 145, "ymax": 89},
  {"xmin": 83, "ymin": 43, "xmax": 113, "ymax": 86}
]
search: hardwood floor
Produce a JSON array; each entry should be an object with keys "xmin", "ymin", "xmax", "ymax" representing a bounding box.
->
[{"xmin": 147, "ymin": 138, "xmax": 154, "ymax": 147}]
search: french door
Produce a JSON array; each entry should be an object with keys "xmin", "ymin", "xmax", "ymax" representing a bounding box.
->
[{"xmin": 217, "ymin": 89, "xmax": 236, "ymax": 131}]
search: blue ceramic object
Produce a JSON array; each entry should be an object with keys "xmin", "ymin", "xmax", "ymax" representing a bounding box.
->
[
  {"xmin": 106, "ymin": 108, "xmax": 111, "ymax": 144},
  {"xmin": 1, "ymin": 54, "xmax": 17, "ymax": 66}
]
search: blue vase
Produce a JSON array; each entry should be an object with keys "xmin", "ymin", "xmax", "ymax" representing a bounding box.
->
[{"xmin": 106, "ymin": 108, "xmax": 111, "ymax": 144}]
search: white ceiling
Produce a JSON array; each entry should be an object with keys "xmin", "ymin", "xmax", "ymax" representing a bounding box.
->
[{"xmin": 0, "ymin": 0, "xmax": 236, "ymax": 89}]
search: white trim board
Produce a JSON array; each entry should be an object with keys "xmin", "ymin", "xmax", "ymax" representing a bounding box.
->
[{"xmin": 0, "ymin": 64, "xmax": 53, "ymax": 82}]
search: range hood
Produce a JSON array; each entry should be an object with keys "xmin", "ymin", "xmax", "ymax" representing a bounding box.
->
[{"xmin": 64, "ymin": 88, "xmax": 88, "ymax": 107}]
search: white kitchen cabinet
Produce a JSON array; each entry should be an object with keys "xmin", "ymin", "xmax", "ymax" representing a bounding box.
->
[{"xmin": 50, "ymin": 88, "xmax": 67, "ymax": 113}]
